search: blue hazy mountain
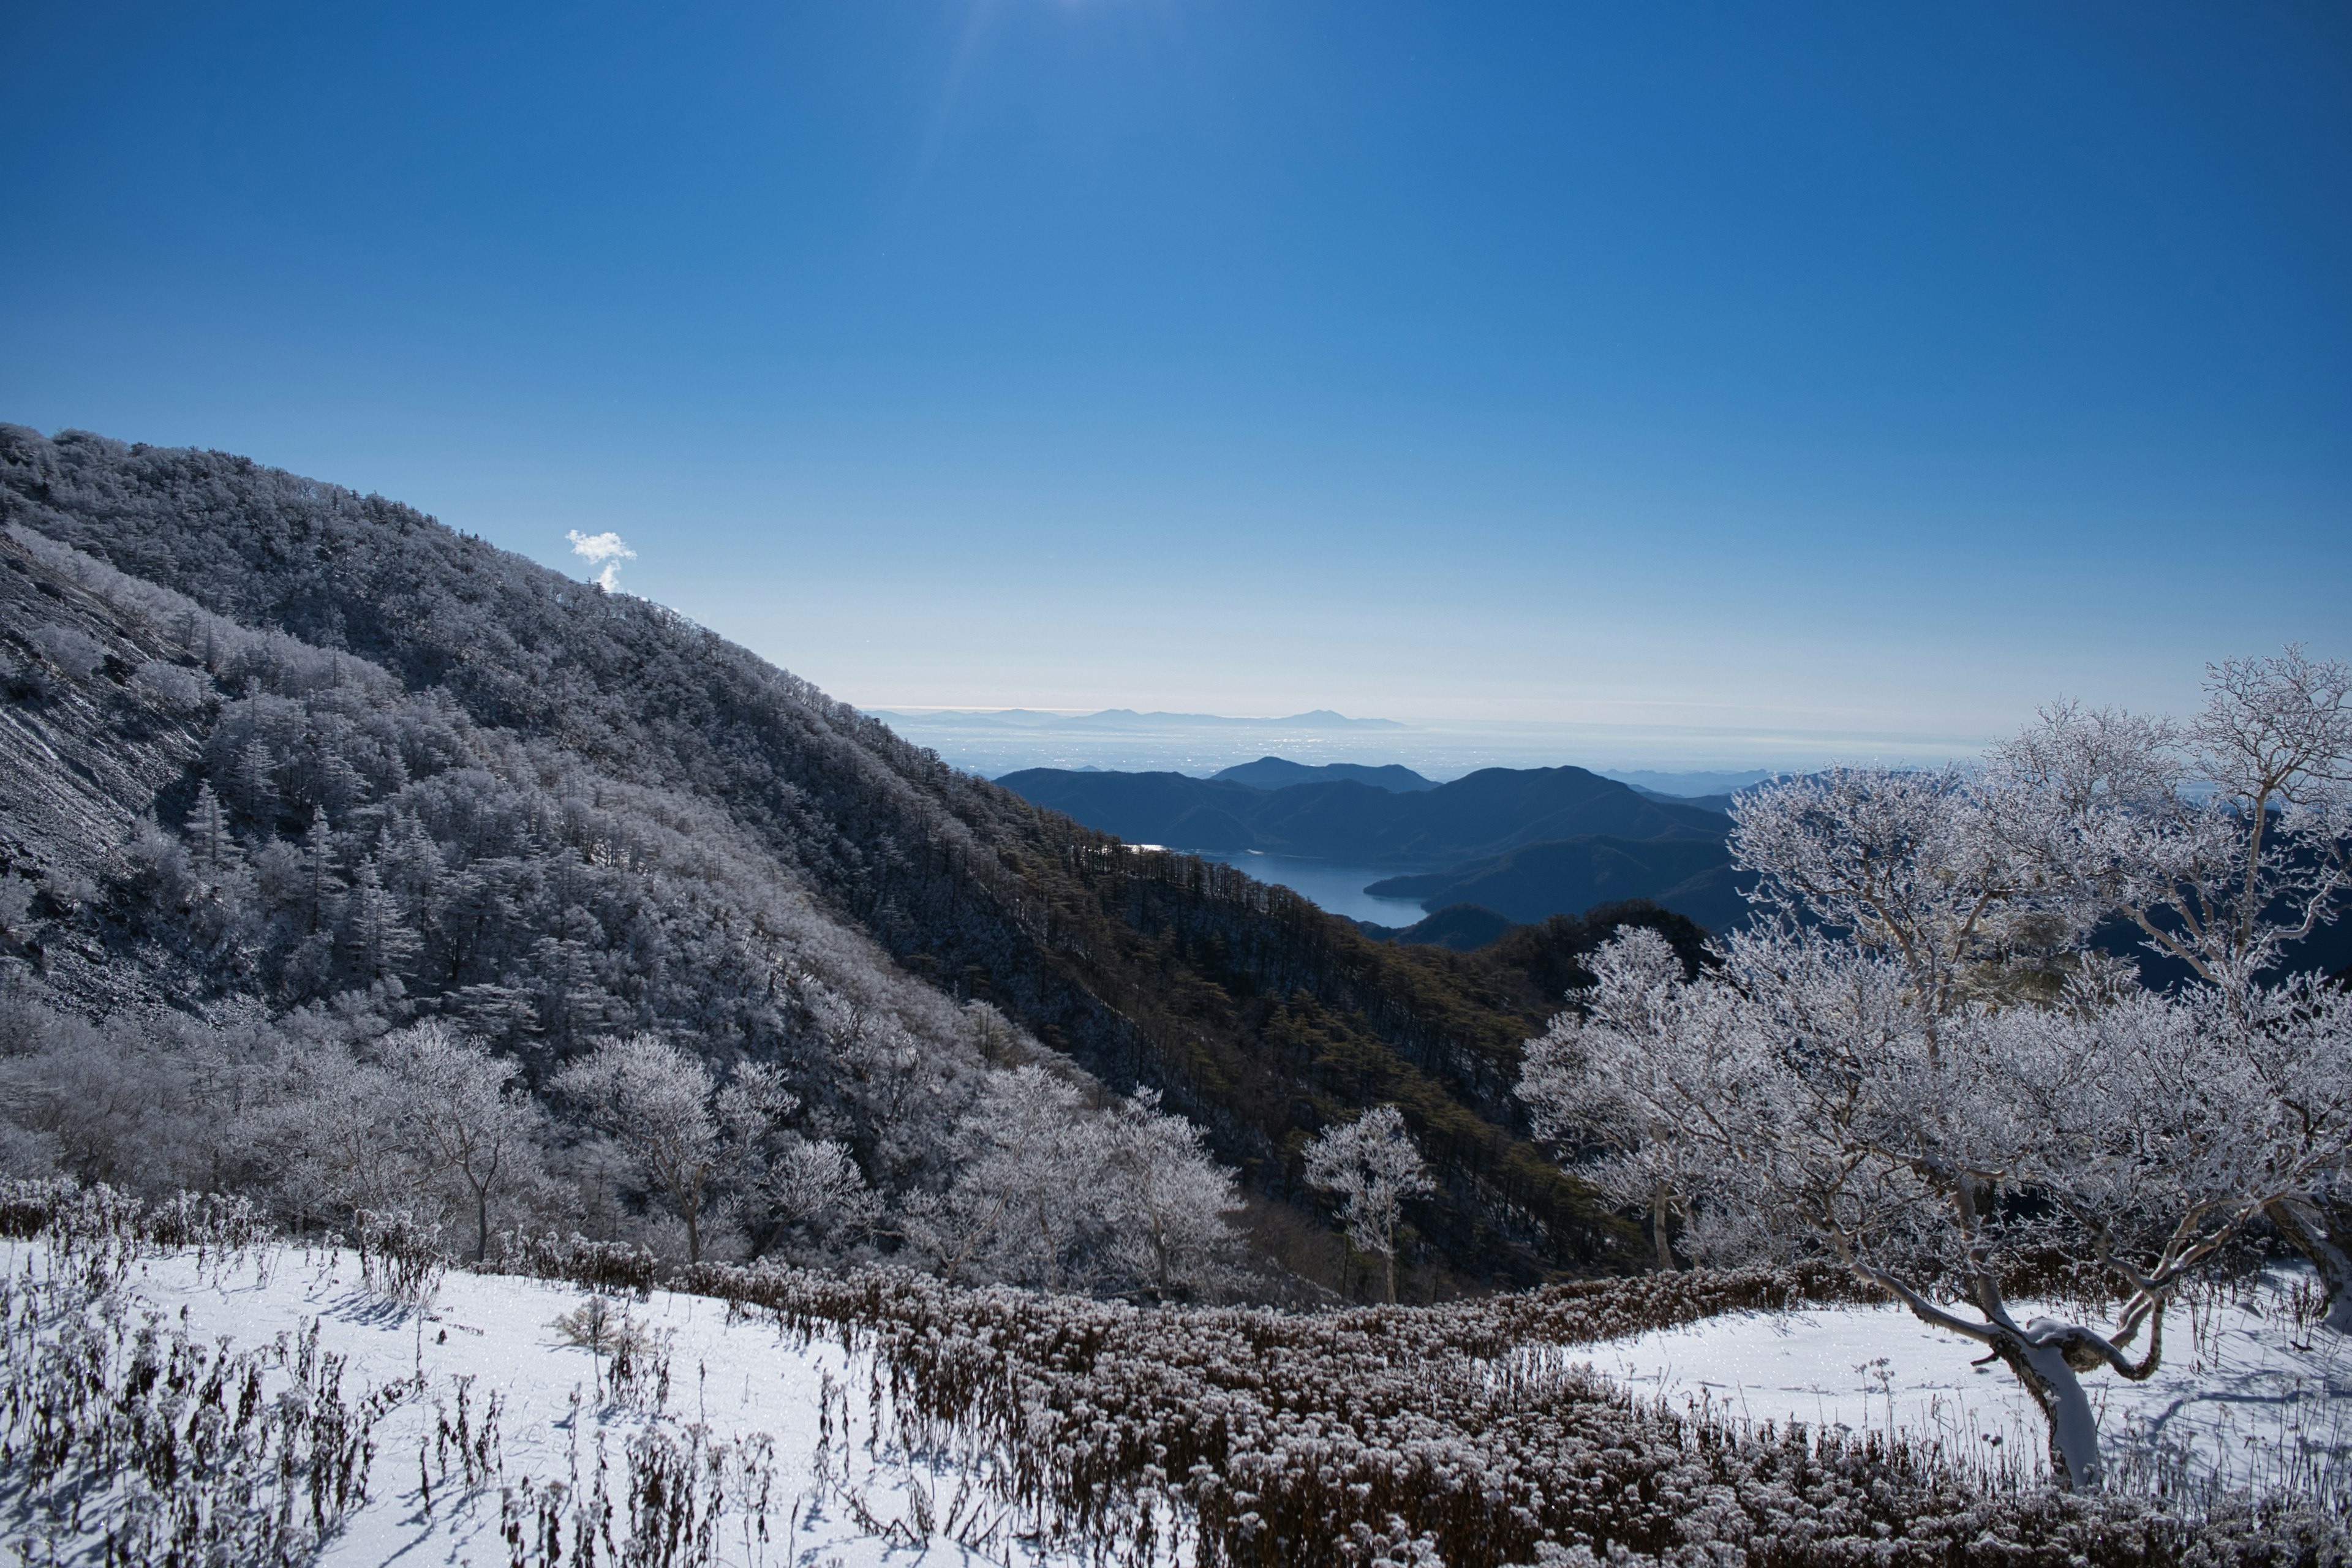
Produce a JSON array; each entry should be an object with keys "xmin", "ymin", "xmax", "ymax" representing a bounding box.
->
[
  {"xmin": 993, "ymin": 764, "xmax": 1728, "ymax": 865},
  {"xmin": 1622, "ymin": 782, "xmax": 1737, "ymax": 812},
  {"xmin": 1210, "ymin": 756, "xmax": 1436, "ymax": 793},
  {"xmin": 1603, "ymin": 769, "xmax": 1780, "ymax": 798}
]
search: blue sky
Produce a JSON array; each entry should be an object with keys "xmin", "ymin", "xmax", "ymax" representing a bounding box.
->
[{"xmin": 4, "ymin": 1, "xmax": 2346, "ymax": 760}]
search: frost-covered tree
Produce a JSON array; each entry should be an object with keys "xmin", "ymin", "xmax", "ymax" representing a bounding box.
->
[
  {"xmin": 746, "ymin": 1137, "xmax": 876, "ymax": 1257},
  {"xmin": 373, "ymin": 1022, "xmax": 544, "ymax": 1263},
  {"xmin": 911, "ymin": 1066, "xmax": 1100, "ymax": 1289},
  {"xmin": 900, "ymin": 1066, "xmax": 1242, "ymax": 1296},
  {"xmin": 1303, "ymin": 1106, "xmax": 1433, "ymax": 1303},
  {"xmin": 1523, "ymin": 649, "xmax": 2352, "ymax": 1488},
  {"xmin": 1989, "ymin": 649, "xmax": 2352, "ymax": 1324},
  {"xmin": 1516, "ymin": 930, "xmax": 1714, "ymax": 1272},
  {"xmin": 1099, "ymin": 1087, "xmax": 1243, "ymax": 1298},
  {"xmin": 1729, "ymin": 765, "xmax": 2047, "ymax": 1019},
  {"xmin": 276, "ymin": 1050, "xmax": 432, "ymax": 1232},
  {"xmin": 181, "ymin": 782, "xmax": 241, "ymax": 884},
  {"xmin": 714, "ymin": 1059, "xmax": 880, "ymax": 1259},
  {"xmin": 1991, "ymin": 646, "xmax": 2351, "ymax": 991},
  {"xmin": 1521, "ymin": 922, "xmax": 2352, "ymax": 1489},
  {"xmin": 553, "ymin": 1035, "xmax": 726, "ymax": 1262}
]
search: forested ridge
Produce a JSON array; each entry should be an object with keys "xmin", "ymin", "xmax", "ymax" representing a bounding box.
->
[{"xmin": 0, "ymin": 424, "xmax": 1669, "ymax": 1292}]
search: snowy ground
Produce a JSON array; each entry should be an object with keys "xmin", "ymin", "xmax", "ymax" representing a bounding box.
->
[
  {"xmin": 1561, "ymin": 1275, "xmax": 2352, "ymax": 1498},
  {"xmin": 2, "ymin": 1238, "xmax": 1110, "ymax": 1568},
  {"xmin": 12, "ymin": 1240, "xmax": 2348, "ymax": 1566}
]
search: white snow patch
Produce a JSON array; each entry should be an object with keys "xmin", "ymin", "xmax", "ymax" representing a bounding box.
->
[
  {"xmin": 1560, "ymin": 1274, "xmax": 2352, "ymax": 1496},
  {"xmin": 6, "ymin": 1239, "xmax": 1121, "ymax": 1567}
]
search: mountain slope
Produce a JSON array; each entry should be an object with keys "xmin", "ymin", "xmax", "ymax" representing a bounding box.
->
[
  {"xmin": 997, "ymin": 764, "xmax": 1727, "ymax": 864},
  {"xmin": 0, "ymin": 425, "xmax": 1664, "ymax": 1289}
]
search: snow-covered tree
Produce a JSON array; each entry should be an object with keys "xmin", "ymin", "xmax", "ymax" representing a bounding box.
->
[
  {"xmin": 1988, "ymin": 647, "xmax": 2352, "ymax": 1323},
  {"xmin": 1303, "ymin": 1105, "xmax": 1433, "ymax": 1303},
  {"xmin": 1517, "ymin": 929, "xmax": 1716, "ymax": 1272},
  {"xmin": 1520, "ymin": 908, "xmax": 2352, "ymax": 1489},
  {"xmin": 1521, "ymin": 650, "xmax": 2352, "ymax": 1487},
  {"xmin": 276, "ymin": 1050, "xmax": 433, "ymax": 1232},
  {"xmin": 553, "ymin": 1035, "xmax": 726, "ymax": 1262},
  {"xmin": 1991, "ymin": 646, "xmax": 2351, "ymax": 992},
  {"xmin": 373, "ymin": 1022, "xmax": 544, "ymax": 1263},
  {"xmin": 910, "ymin": 1066, "xmax": 1099, "ymax": 1289},
  {"xmin": 899, "ymin": 1066, "xmax": 1242, "ymax": 1296},
  {"xmin": 1729, "ymin": 764, "xmax": 2048, "ymax": 1019},
  {"xmin": 714, "ymin": 1059, "xmax": 880, "ymax": 1259},
  {"xmin": 1099, "ymin": 1087, "xmax": 1243, "ymax": 1298}
]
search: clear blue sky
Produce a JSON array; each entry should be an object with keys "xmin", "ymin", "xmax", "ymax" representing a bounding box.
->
[{"xmin": 4, "ymin": 1, "xmax": 2346, "ymax": 753}]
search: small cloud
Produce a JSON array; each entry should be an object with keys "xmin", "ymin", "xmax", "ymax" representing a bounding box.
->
[{"xmin": 567, "ymin": 530, "xmax": 636, "ymax": 592}]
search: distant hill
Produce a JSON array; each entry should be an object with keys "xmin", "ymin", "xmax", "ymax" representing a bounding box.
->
[
  {"xmin": 995, "ymin": 765, "xmax": 1728, "ymax": 865},
  {"xmin": 1385, "ymin": 903, "xmax": 1517, "ymax": 951},
  {"xmin": 1368, "ymin": 837, "xmax": 1752, "ymax": 933},
  {"xmin": 1603, "ymin": 769, "xmax": 1781, "ymax": 798},
  {"xmin": 1210, "ymin": 756, "xmax": 1436, "ymax": 793},
  {"xmin": 1623, "ymin": 782, "xmax": 1736, "ymax": 812}
]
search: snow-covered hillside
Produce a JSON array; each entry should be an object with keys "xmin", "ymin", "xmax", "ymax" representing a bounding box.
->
[
  {"xmin": 1572, "ymin": 1275, "xmax": 2351, "ymax": 1502},
  {"xmin": 1, "ymin": 1237, "xmax": 1112, "ymax": 1567}
]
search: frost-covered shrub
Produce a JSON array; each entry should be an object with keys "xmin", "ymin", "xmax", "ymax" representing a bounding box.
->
[
  {"xmin": 26, "ymin": 622, "xmax": 104, "ymax": 679},
  {"xmin": 489, "ymin": 1229, "xmax": 662, "ymax": 1297},
  {"xmin": 132, "ymin": 656, "xmax": 209, "ymax": 706},
  {"xmin": 684, "ymin": 1261, "xmax": 2340, "ymax": 1567},
  {"xmin": 0, "ymin": 1271, "xmax": 387, "ymax": 1565}
]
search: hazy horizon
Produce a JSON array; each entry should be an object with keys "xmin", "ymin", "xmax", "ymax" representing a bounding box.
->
[{"xmin": 861, "ymin": 704, "xmax": 1986, "ymax": 781}]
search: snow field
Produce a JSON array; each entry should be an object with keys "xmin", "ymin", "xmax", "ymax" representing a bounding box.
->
[
  {"xmin": 13, "ymin": 1233, "xmax": 2346, "ymax": 1568},
  {"xmin": 1553, "ymin": 1273, "xmax": 2352, "ymax": 1502},
  {"xmin": 2, "ymin": 1238, "xmax": 1112, "ymax": 1568}
]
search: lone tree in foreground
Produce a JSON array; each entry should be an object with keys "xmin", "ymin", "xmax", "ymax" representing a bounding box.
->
[
  {"xmin": 1303, "ymin": 1105, "xmax": 1434, "ymax": 1303},
  {"xmin": 1520, "ymin": 647, "xmax": 2352, "ymax": 1491}
]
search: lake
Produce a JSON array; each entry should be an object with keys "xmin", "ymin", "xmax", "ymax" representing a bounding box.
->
[{"xmin": 1185, "ymin": 849, "xmax": 1436, "ymax": 927}]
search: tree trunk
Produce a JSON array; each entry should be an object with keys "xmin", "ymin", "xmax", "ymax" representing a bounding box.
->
[
  {"xmin": 2266, "ymin": 1196, "xmax": 2352, "ymax": 1335},
  {"xmin": 1650, "ymin": 1183, "xmax": 1678, "ymax": 1272},
  {"xmin": 1383, "ymin": 1248, "xmax": 1397, "ymax": 1305},
  {"xmin": 475, "ymin": 1185, "xmax": 491, "ymax": 1266},
  {"xmin": 1994, "ymin": 1336, "xmax": 2103, "ymax": 1490}
]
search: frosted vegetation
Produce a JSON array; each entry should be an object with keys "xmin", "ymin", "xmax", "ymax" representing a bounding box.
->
[
  {"xmin": 1519, "ymin": 648, "xmax": 2352, "ymax": 1493},
  {"xmin": 0, "ymin": 518, "xmax": 1243, "ymax": 1301},
  {"xmin": 3, "ymin": 1185, "xmax": 2340, "ymax": 1566},
  {"xmin": 0, "ymin": 425, "xmax": 2348, "ymax": 1559}
]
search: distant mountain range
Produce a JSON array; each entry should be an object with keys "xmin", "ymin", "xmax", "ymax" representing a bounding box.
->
[
  {"xmin": 1209, "ymin": 756, "xmax": 1436, "ymax": 793},
  {"xmin": 994, "ymin": 764, "xmax": 1727, "ymax": 864},
  {"xmin": 993, "ymin": 761, "xmax": 1745, "ymax": 935},
  {"xmin": 867, "ymin": 707, "xmax": 1404, "ymax": 731}
]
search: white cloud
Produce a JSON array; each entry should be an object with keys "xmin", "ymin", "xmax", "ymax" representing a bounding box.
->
[{"xmin": 567, "ymin": 529, "xmax": 636, "ymax": 592}]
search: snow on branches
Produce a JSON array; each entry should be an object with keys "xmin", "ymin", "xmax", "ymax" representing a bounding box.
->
[
  {"xmin": 1520, "ymin": 647, "xmax": 2352, "ymax": 1490},
  {"xmin": 1303, "ymin": 1105, "xmax": 1434, "ymax": 1303}
]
